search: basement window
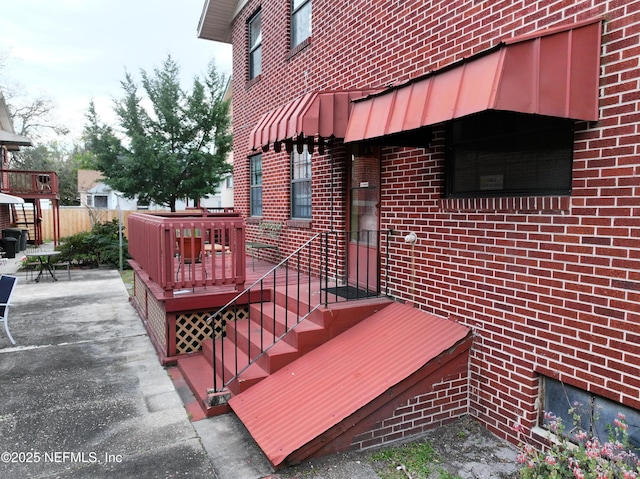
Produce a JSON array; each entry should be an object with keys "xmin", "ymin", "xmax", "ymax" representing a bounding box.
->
[
  {"xmin": 445, "ymin": 111, "xmax": 574, "ymax": 198},
  {"xmin": 540, "ymin": 377, "xmax": 640, "ymax": 450}
]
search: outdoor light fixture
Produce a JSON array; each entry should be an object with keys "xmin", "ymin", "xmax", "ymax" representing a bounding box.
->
[{"xmin": 404, "ymin": 232, "xmax": 417, "ymax": 244}]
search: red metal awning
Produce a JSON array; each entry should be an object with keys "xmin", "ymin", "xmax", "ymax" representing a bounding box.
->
[
  {"xmin": 249, "ymin": 90, "xmax": 377, "ymax": 152},
  {"xmin": 344, "ymin": 18, "xmax": 602, "ymax": 143}
]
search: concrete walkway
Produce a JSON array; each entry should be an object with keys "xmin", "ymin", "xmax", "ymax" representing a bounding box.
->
[{"xmin": 0, "ymin": 247, "xmax": 380, "ymax": 479}]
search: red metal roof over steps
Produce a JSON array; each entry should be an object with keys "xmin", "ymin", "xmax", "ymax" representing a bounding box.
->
[{"xmin": 228, "ymin": 302, "xmax": 472, "ymax": 467}]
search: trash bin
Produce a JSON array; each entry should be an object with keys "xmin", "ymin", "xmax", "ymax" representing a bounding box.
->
[
  {"xmin": 2, "ymin": 228, "xmax": 22, "ymax": 252},
  {"xmin": 20, "ymin": 230, "xmax": 29, "ymax": 251},
  {"xmin": 0, "ymin": 237, "xmax": 18, "ymax": 259},
  {"xmin": 20, "ymin": 229, "xmax": 29, "ymax": 251}
]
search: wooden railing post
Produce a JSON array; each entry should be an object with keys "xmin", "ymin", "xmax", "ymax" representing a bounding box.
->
[{"xmin": 127, "ymin": 212, "xmax": 245, "ymax": 293}]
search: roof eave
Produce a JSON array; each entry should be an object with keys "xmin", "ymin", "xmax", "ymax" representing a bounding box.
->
[{"xmin": 197, "ymin": 0, "xmax": 245, "ymax": 44}]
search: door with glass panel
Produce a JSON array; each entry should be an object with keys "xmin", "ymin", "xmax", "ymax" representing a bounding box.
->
[{"xmin": 347, "ymin": 146, "xmax": 380, "ymax": 292}]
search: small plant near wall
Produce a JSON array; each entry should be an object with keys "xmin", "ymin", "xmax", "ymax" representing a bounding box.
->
[{"xmin": 514, "ymin": 408, "xmax": 640, "ymax": 479}]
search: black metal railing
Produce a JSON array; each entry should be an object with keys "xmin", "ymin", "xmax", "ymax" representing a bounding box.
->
[
  {"xmin": 320, "ymin": 229, "xmax": 390, "ymax": 305},
  {"xmin": 206, "ymin": 229, "xmax": 390, "ymax": 397}
]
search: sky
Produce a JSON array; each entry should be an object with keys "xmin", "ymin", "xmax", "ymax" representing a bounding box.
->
[{"xmin": 0, "ymin": 0, "xmax": 232, "ymax": 145}]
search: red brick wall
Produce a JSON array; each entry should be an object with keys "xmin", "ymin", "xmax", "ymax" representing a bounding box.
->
[
  {"xmin": 351, "ymin": 373, "xmax": 469, "ymax": 450},
  {"xmin": 227, "ymin": 0, "xmax": 640, "ymax": 449}
]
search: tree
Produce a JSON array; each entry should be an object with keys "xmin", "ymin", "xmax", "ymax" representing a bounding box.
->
[
  {"xmin": 0, "ymin": 76, "xmax": 69, "ymax": 147},
  {"xmin": 11, "ymin": 141, "xmax": 82, "ymax": 206},
  {"xmin": 83, "ymin": 56, "xmax": 232, "ymax": 212}
]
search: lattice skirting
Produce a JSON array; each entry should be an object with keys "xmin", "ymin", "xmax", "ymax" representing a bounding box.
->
[
  {"xmin": 133, "ymin": 272, "xmax": 147, "ymax": 316},
  {"xmin": 147, "ymin": 295, "xmax": 166, "ymax": 352},
  {"xmin": 175, "ymin": 307, "xmax": 249, "ymax": 354},
  {"xmin": 132, "ymin": 270, "xmax": 167, "ymax": 352}
]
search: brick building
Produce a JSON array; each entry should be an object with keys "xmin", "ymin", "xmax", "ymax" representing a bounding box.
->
[{"xmin": 199, "ymin": 0, "xmax": 640, "ymax": 455}]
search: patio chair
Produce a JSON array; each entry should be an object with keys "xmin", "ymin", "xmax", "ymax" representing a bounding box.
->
[
  {"xmin": 52, "ymin": 245, "xmax": 72, "ymax": 280},
  {"xmin": 52, "ymin": 258, "xmax": 71, "ymax": 280},
  {"xmin": 0, "ymin": 275, "xmax": 18, "ymax": 345},
  {"xmin": 22, "ymin": 247, "xmax": 41, "ymax": 281},
  {"xmin": 246, "ymin": 221, "xmax": 282, "ymax": 271}
]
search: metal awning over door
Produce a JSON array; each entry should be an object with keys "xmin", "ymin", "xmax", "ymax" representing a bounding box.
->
[
  {"xmin": 344, "ymin": 18, "xmax": 602, "ymax": 143},
  {"xmin": 249, "ymin": 90, "xmax": 377, "ymax": 153}
]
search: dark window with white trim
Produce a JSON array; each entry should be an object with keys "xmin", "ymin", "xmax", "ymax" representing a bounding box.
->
[
  {"xmin": 445, "ymin": 112, "xmax": 574, "ymax": 198},
  {"xmin": 291, "ymin": 0, "xmax": 312, "ymax": 48},
  {"xmin": 291, "ymin": 146, "xmax": 311, "ymax": 219},
  {"xmin": 248, "ymin": 11, "xmax": 262, "ymax": 80},
  {"xmin": 250, "ymin": 154, "xmax": 262, "ymax": 216},
  {"xmin": 91, "ymin": 195, "xmax": 108, "ymax": 209}
]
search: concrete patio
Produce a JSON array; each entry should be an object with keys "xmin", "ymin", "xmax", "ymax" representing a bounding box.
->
[{"xmin": 0, "ymin": 255, "xmax": 275, "ymax": 479}]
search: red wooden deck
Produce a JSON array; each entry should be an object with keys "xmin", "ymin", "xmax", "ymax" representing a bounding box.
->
[{"xmin": 166, "ymin": 253, "xmax": 319, "ymax": 298}]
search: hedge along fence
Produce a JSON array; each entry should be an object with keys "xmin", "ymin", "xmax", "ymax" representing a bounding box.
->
[{"xmin": 40, "ymin": 207, "xmax": 137, "ymax": 241}]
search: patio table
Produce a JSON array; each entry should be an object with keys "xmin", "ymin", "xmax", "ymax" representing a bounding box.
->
[{"xmin": 24, "ymin": 251, "xmax": 61, "ymax": 282}]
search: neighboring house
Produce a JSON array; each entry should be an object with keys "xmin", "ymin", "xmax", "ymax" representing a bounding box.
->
[
  {"xmin": 198, "ymin": 173, "xmax": 233, "ymax": 210},
  {"xmin": 86, "ymin": 182, "xmax": 189, "ymax": 211},
  {"xmin": 86, "ymin": 183, "xmax": 136, "ymax": 210},
  {"xmin": 0, "ymin": 93, "xmax": 31, "ymax": 231},
  {"xmin": 77, "ymin": 169, "xmax": 104, "ymax": 207},
  {"xmin": 80, "ymin": 146, "xmax": 233, "ymax": 212},
  {"xmin": 199, "ymin": 0, "xmax": 640, "ymax": 461},
  {"xmin": 0, "ymin": 91, "xmax": 59, "ymax": 246}
]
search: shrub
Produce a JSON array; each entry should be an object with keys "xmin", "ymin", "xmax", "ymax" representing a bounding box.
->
[
  {"xmin": 514, "ymin": 408, "xmax": 640, "ymax": 479},
  {"xmin": 57, "ymin": 219, "xmax": 130, "ymax": 268}
]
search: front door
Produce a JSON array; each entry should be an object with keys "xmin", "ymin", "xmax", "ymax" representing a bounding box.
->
[{"xmin": 347, "ymin": 146, "xmax": 380, "ymax": 291}]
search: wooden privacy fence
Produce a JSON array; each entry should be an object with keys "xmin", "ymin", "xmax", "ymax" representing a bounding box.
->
[{"xmin": 40, "ymin": 207, "xmax": 136, "ymax": 240}]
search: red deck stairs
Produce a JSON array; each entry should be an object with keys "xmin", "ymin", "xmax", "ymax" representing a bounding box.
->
[
  {"xmin": 177, "ymin": 287, "xmax": 394, "ymax": 416},
  {"xmin": 229, "ymin": 302, "xmax": 472, "ymax": 467}
]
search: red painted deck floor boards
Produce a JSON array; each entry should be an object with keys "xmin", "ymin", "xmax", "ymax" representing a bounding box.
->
[
  {"xmin": 228, "ymin": 302, "xmax": 471, "ymax": 467},
  {"xmin": 168, "ymin": 254, "xmax": 315, "ymax": 298}
]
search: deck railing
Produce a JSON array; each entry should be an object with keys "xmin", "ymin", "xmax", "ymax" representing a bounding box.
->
[
  {"xmin": 0, "ymin": 169, "xmax": 59, "ymax": 196},
  {"xmin": 207, "ymin": 229, "xmax": 390, "ymax": 395},
  {"xmin": 128, "ymin": 212, "xmax": 246, "ymax": 292}
]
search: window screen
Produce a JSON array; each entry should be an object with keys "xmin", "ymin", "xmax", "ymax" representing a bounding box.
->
[{"xmin": 446, "ymin": 112, "xmax": 574, "ymax": 198}]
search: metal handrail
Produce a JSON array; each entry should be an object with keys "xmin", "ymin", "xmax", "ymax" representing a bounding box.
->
[
  {"xmin": 206, "ymin": 229, "xmax": 390, "ymax": 397},
  {"xmin": 206, "ymin": 232, "xmax": 322, "ymax": 394}
]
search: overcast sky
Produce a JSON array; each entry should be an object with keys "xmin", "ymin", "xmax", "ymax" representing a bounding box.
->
[{"xmin": 1, "ymin": 0, "xmax": 232, "ymax": 144}]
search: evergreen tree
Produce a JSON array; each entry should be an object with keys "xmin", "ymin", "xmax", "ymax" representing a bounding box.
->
[{"xmin": 83, "ymin": 56, "xmax": 231, "ymax": 211}]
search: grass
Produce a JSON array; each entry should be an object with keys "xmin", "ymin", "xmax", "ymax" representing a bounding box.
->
[
  {"xmin": 370, "ymin": 439, "xmax": 463, "ymax": 479},
  {"xmin": 119, "ymin": 269, "xmax": 134, "ymax": 295}
]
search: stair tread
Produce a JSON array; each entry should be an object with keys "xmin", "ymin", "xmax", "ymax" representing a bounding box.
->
[
  {"xmin": 248, "ymin": 302, "xmax": 322, "ymax": 337},
  {"xmin": 181, "ymin": 295, "xmax": 396, "ymax": 420},
  {"xmin": 232, "ymin": 320, "xmax": 309, "ymax": 349},
  {"xmin": 177, "ymin": 354, "xmax": 213, "ymax": 403}
]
